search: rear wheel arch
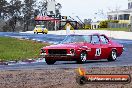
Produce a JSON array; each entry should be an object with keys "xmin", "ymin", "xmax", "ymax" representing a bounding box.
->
[
  {"xmin": 81, "ymin": 50, "xmax": 87, "ymax": 53},
  {"xmin": 112, "ymin": 48, "xmax": 117, "ymax": 51}
]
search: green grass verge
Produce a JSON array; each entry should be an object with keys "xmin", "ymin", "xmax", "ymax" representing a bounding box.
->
[
  {"xmin": 95, "ymin": 28, "xmax": 129, "ymax": 31},
  {"xmin": 0, "ymin": 37, "xmax": 50, "ymax": 61}
]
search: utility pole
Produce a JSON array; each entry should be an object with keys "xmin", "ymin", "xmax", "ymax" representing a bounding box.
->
[
  {"xmin": 54, "ymin": 14, "xmax": 57, "ymax": 31},
  {"xmin": 76, "ymin": 16, "xmax": 85, "ymax": 29},
  {"xmin": 129, "ymin": 15, "xmax": 132, "ymax": 32},
  {"xmin": 69, "ymin": 16, "xmax": 75, "ymax": 21}
]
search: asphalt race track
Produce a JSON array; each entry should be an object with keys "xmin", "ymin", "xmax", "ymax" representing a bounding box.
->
[{"xmin": 0, "ymin": 32, "xmax": 132, "ymax": 70}]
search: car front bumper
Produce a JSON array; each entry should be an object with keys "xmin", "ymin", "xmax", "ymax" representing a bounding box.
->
[{"xmin": 40, "ymin": 54, "xmax": 78, "ymax": 61}]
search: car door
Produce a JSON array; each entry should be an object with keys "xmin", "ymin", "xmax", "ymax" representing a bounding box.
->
[
  {"xmin": 89, "ymin": 35, "xmax": 102, "ymax": 60},
  {"xmin": 99, "ymin": 35, "xmax": 111, "ymax": 59}
]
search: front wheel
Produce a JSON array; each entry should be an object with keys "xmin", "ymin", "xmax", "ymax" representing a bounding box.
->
[
  {"xmin": 107, "ymin": 50, "xmax": 117, "ymax": 61},
  {"xmin": 45, "ymin": 59, "xmax": 56, "ymax": 65},
  {"xmin": 77, "ymin": 52, "xmax": 87, "ymax": 64}
]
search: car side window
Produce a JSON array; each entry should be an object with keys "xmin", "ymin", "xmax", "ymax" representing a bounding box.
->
[
  {"xmin": 91, "ymin": 35, "xmax": 100, "ymax": 44},
  {"xmin": 100, "ymin": 36, "xmax": 109, "ymax": 44},
  {"xmin": 83, "ymin": 36, "xmax": 91, "ymax": 43}
]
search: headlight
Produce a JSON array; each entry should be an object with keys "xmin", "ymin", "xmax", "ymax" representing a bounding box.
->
[
  {"xmin": 40, "ymin": 49, "xmax": 47, "ymax": 56},
  {"xmin": 41, "ymin": 49, "xmax": 46, "ymax": 53},
  {"xmin": 70, "ymin": 49, "xmax": 75, "ymax": 54},
  {"xmin": 123, "ymin": 48, "xmax": 125, "ymax": 51}
]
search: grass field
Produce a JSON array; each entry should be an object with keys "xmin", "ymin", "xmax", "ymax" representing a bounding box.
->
[{"xmin": 0, "ymin": 37, "xmax": 50, "ymax": 61}]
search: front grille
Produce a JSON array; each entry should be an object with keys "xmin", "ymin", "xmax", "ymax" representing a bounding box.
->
[{"xmin": 48, "ymin": 49, "xmax": 67, "ymax": 55}]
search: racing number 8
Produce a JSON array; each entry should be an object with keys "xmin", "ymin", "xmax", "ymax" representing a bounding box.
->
[{"xmin": 95, "ymin": 48, "xmax": 101, "ymax": 56}]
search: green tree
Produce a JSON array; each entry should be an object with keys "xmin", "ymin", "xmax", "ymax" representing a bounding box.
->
[
  {"xmin": 99, "ymin": 21, "xmax": 108, "ymax": 28},
  {"xmin": 22, "ymin": 0, "xmax": 36, "ymax": 31},
  {"xmin": 7, "ymin": 0, "xmax": 23, "ymax": 32},
  {"xmin": 99, "ymin": 20, "xmax": 119, "ymax": 28},
  {"xmin": 55, "ymin": 3, "xmax": 62, "ymax": 17},
  {"xmin": 0, "ymin": 0, "xmax": 8, "ymax": 19},
  {"xmin": 38, "ymin": 0, "xmax": 47, "ymax": 16},
  {"xmin": 8, "ymin": 0, "xmax": 22, "ymax": 17}
]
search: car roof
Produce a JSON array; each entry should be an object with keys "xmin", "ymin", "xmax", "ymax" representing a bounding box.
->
[{"xmin": 36, "ymin": 25, "xmax": 45, "ymax": 26}]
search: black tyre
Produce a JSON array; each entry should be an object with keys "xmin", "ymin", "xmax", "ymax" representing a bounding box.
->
[
  {"xmin": 37, "ymin": 32, "xmax": 38, "ymax": 34},
  {"xmin": 77, "ymin": 52, "xmax": 87, "ymax": 64},
  {"xmin": 107, "ymin": 50, "xmax": 117, "ymax": 61},
  {"xmin": 45, "ymin": 59, "xmax": 56, "ymax": 65},
  {"xmin": 34, "ymin": 32, "xmax": 36, "ymax": 34}
]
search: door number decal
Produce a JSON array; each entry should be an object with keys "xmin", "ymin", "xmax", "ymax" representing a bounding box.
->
[{"xmin": 95, "ymin": 48, "xmax": 101, "ymax": 56}]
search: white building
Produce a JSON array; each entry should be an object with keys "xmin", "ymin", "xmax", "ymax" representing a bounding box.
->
[
  {"xmin": 47, "ymin": 0, "xmax": 56, "ymax": 15},
  {"xmin": 91, "ymin": 22, "xmax": 100, "ymax": 29},
  {"xmin": 107, "ymin": 0, "xmax": 132, "ymax": 24}
]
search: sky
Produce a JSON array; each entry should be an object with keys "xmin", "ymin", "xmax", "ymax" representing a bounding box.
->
[{"xmin": 56, "ymin": 0, "xmax": 128, "ymax": 21}]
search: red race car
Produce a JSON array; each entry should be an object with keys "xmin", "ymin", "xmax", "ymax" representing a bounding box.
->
[{"xmin": 40, "ymin": 34, "xmax": 124, "ymax": 65}]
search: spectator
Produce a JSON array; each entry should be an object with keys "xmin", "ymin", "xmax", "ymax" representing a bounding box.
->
[{"xmin": 66, "ymin": 23, "xmax": 71, "ymax": 35}]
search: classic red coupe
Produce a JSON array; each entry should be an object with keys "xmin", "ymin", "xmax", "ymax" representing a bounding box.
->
[{"xmin": 40, "ymin": 34, "xmax": 124, "ymax": 65}]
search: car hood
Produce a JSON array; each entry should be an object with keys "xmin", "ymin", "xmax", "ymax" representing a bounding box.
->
[{"xmin": 43, "ymin": 43, "xmax": 85, "ymax": 49}]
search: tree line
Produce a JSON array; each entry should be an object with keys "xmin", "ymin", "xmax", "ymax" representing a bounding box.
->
[{"xmin": 0, "ymin": 0, "xmax": 61, "ymax": 32}]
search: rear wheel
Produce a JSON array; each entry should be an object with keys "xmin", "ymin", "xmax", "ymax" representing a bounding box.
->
[
  {"xmin": 77, "ymin": 52, "xmax": 87, "ymax": 64},
  {"xmin": 107, "ymin": 50, "xmax": 117, "ymax": 61},
  {"xmin": 45, "ymin": 59, "xmax": 56, "ymax": 65}
]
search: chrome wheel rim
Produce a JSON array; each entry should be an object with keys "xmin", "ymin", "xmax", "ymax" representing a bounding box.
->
[
  {"xmin": 81, "ymin": 53, "xmax": 87, "ymax": 62},
  {"xmin": 112, "ymin": 51, "xmax": 117, "ymax": 60}
]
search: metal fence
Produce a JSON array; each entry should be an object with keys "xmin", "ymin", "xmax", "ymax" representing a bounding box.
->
[{"xmin": 108, "ymin": 23, "xmax": 128, "ymax": 28}]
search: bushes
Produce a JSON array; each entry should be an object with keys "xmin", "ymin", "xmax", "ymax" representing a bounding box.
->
[
  {"xmin": 99, "ymin": 21, "xmax": 108, "ymax": 28},
  {"xmin": 85, "ymin": 24, "xmax": 91, "ymax": 29},
  {"xmin": 99, "ymin": 20, "xmax": 119, "ymax": 28}
]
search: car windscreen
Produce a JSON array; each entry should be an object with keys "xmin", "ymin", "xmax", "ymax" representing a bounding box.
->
[
  {"xmin": 36, "ymin": 25, "xmax": 45, "ymax": 28},
  {"xmin": 61, "ymin": 35, "xmax": 91, "ymax": 44}
]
